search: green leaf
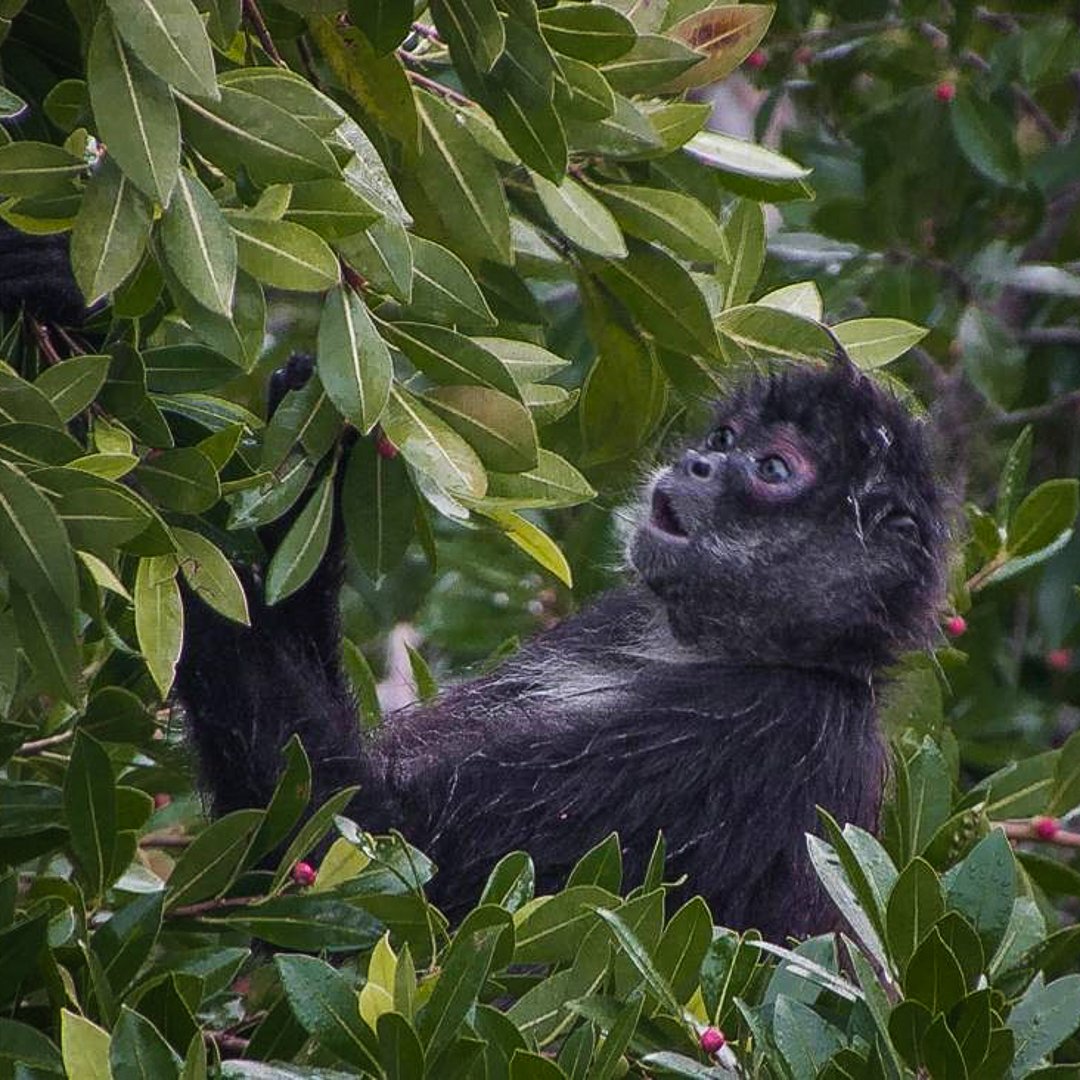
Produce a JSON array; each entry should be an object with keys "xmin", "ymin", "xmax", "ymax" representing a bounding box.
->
[
  {"xmin": 35, "ymin": 355, "xmax": 110, "ymax": 422},
  {"xmin": 134, "ymin": 554, "xmax": 183, "ymax": 697},
  {"xmin": 950, "ymin": 88, "xmax": 1021, "ymax": 187},
  {"xmin": 418, "ymin": 921, "xmax": 504, "ymax": 1061},
  {"xmin": 110, "ymin": 1007, "xmax": 181, "ymax": 1080},
  {"xmin": 71, "ymin": 159, "xmax": 152, "ymax": 304},
  {"xmin": 687, "ymin": 128, "xmax": 811, "ymax": 183},
  {"xmin": 10, "ymin": 582, "xmax": 81, "ymax": 704},
  {"xmin": 270, "ymin": 785, "xmax": 359, "ymax": 893},
  {"xmin": 285, "ymin": 177, "xmax": 381, "ymax": 239},
  {"xmin": 160, "ymin": 171, "xmax": 236, "ymax": 316},
  {"xmin": 0, "ymin": 459, "xmax": 77, "ymax": 610},
  {"xmin": 165, "ymin": 808, "xmax": 262, "ymax": 909},
  {"xmin": 773, "ymin": 995, "xmax": 845, "ymax": 1080},
  {"xmin": 317, "ymin": 285, "xmax": 392, "ymax": 433},
  {"xmin": 228, "ymin": 213, "xmax": 339, "ymax": 291},
  {"xmin": 482, "ymin": 508, "xmax": 572, "ymax": 586},
  {"xmin": 590, "ymin": 181, "xmax": 727, "ymax": 263},
  {"xmin": 416, "ymin": 92, "xmax": 512, "ymax": 266},
  {"xmin": 656, "ymin": 896, "xmax": 713, "ymax": 1004},
  {"xmin": 64, "ymin": 731, "xmax": 117, "ymax": 898},
  {"xmin": 143, "ymin": 344, "xmax": 240, "ymax": 393},
  {"xmin": 594, "ymin": 905, "xmax": 679, "ymax": 1013},
  {"xmin": 944, "ymin": 829, "xmax": 1015, "ymax": 955},
  {"xmin": 0, "ymin": 1020, "xmax": 63, "ymax": 1075},
  {"xmin": 378, "ymin": 1011, "xmax": 426, "ymax": 1079},
  {"xmin": 1007, "ymin": 479, "xmax": 1078, "ymax": 558},
  {"xmin": 404, "ymin": 236, "xmax": 497, "ymax": 331},
  {"xmin": 277, "ymin": 954, "xmax": 382, "ymax": 1072},
  {"xmin": 0, "ymin": 141, "xmax": 83, "ymax": 198},
  {"xmin": 532, "ymin": 172, "xmax": 626, "ymax": 257},
  {"xmin": 538, "ymin": 2, "xmax": 634, "ymax": 62},
  {"xmin": 177, "ymin": 86, "xmax": 340, "ymax": 185},
  {"xmin": 718, "ymin": 200, "xmax": 765, "ymax": 307},
  {"xmin": 88, "ymin": 14, "xmax": 180, "ymax": 204},
  {"xmin": 995, "ymin": 426, "xmax": 1033, "ymax": 528},
  {"xmin": 557, "ymin": 56, "xmax": 615, "ymax": 121},
  {"xmin": 716, "ymin": 304, "xmax": 835, "ymax": 362},
  {"xmin": 483, "ymin": 21, "xmax": 568, "ymax": 181},
  {"xmin": 757, "ymin": 281, "xmax": 824, "ymax": 320},
  {"xmin": 904, "ymin": 927, "xmax": 967, "ymax": 1014},
  {"xmin": 218, "ymin": 67, "xmax": 344, "ymax": 135},
  {"xmin": 105, "ymin": 0, "xmax": 217, "ymax": 97},
  {"xmin": 423, "ymin": 386, "xmax": 538, "ymax": 473},
  {"xmin": 61, "ymin": 1011, "xmax": 111, "ymax": 1080},
  {"xmin": 590, "ymin": 996, "xmax": 642, "ymax": 1080},
  {"xmin": 205, "ymin": 895, "xmax": 383, "ymax": 950},
  {"xmin": 664, "ymin": 4, "xmax": 774, "ymax": 92},
  {"xmin": 583, "ymin": 240, "xmax": 720, "ymax": 358},
  {"xmin": 1007, "ymin": 974, "xmax": 1080, "ymax": 1077},
  {"xmin": 382, "ymin": 385, "xmax": 487, "ymax": 498},
  {"xmin": 136, "ymin": 448, "xmax": 220, "ymax": 513},
  {"xmin": 436, "ymin": 0, "xmax": 504, "ymax": 72},
  {"xmin": 484, "ymin": 449, "xmax": 594, "ymax": 509},
  {"xmin": 833, "ymin": 318, "xmax": 928, "ymax": 369},
  {"xmin": 90, "ymin": 892, "xmax": 164, "ymax": 995},
  {"xmin": 885, "ymin": 858, "xmax": 944, "ymax": 975},
  {"xmin": 349, "ymin": 0, "xmax": 413, "ymax": 54},
  {"xmin": 602, "ymin": 34, "xmax": 703, "ymax": 96},
  {"xmin": 59, "ymin": 485, "xmax": 150, "ymax": 555},
  {"xmin": 341, "ymin": 436, "xmax": 415, "ymax": 580},
  {"xmin": 265, "ymin": 471, "xmax": 335, "ymax": 604},
  {"xmin": 174, "ymin": 527, "xmax": 249, "ymax": 625},
  {"xmin": 1049, "ymin": 730, "xmax": 1080, "ymax": 818},
  {"xmin": 475, "ymin": 338, "xmax": 570, "ymax": 385}
]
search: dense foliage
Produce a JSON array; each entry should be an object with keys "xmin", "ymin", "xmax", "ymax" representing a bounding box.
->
[{"xmin": 0, "ymin": 0, "xmax": 1079, "ymax": 1076}]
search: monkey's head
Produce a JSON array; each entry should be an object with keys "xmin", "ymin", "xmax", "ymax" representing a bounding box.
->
[{"xmin": 630, "ymin": 360, "xmax": 947, "ymax": 670}]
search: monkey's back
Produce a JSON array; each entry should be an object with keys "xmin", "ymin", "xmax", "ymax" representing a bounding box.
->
[{"xmin": 364, "ymin": 588, "xmax": 885, "ymax": 941}]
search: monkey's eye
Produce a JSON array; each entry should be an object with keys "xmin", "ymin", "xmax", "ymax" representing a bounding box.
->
[
  {"xmin": 757, "ymin": 455, "xmax": 792, "ymax": 484},
  {"xmin": 706, "ymin": 426, "xmax": 736, "ymax": 452}
]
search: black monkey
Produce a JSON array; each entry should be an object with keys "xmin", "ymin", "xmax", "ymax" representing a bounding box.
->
[
  {"xmin": 177, "ymin": 355, "xmax": 947, "ymax": 941},
  {"xmin": 1, "ymin": 225, "xmax": 947, "ymax": 940}
]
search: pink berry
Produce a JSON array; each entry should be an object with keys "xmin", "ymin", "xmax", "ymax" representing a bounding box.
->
[
  {"xmin": 292, "ymin": 861, "xmax": 317, "ymax": 886},
  {"xmin": 1047, "ymin": 648, "xmax": 1072, "ymax": 673},
  {"xmin": 934, "ymin": 81, "xmax": 956, "ymax": 102},
  {"xmin": 945, "ymin": 615, "xmax": 967, "ymax": 638},
  {"xmin": 375, "ymin": 431, "xmax": 398, "ymax": 459},
  {"xmin": 700, "ymin": 1028, "xmax": 726, "ymax": 1054},
  {"xmin": 153, "ymin": 793, "xmax": 171, "ymax": 809},
  {"xmin": 745, "ymin": 49, "xmax": 767, "ymax": 70},
  {"xmin": 1033, "ymin": 816, "xmax": 1059, "ymax": 841}
]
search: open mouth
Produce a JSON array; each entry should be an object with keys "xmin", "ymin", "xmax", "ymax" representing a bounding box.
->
[{"xmin": 650, "ymin": 488, "xmax": 688, "ymax": 538}]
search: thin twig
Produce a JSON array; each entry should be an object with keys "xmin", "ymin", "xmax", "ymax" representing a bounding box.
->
[
  {"xmin": 1012, "ymin": 82, "xmax": 1062, "ymax": 143},
  {"xmin": 993, "ymin": 389, "xmax": 1080, "ymax": 427},
  {"xmin": 410, "ymin": 21, "xmax": 442, "ymax": 43},
  {"xmin": 16, "ymin": 729, "xmax": 75, "ymax": 756},
  {"xmin": 168, "ymin": 895, "xmax": 261, "ymax": 919},
  {"xmin": 242, "ymin": 0, "xmax": 285, "ymax": 66},
  {"xmin": 28, "ymin": 317, "xmax": 64, "ymax": 366},
  {"xmin": 1001, "ymin": 820, "xmax": 1080, "ymax": 850},
  {"xmin": 1019, "ymin": 327, "xmax": 1080, "ymax": 346},
  {"xmin": 138, "ymin": 833, "xmax": 193, "ymax": 849},
  {"xmin": 403, "ymin": 67, "xmax": 474, "ymax": 106}
]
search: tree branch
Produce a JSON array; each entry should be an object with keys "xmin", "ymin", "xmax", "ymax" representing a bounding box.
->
[{"xmin": 16, "ymin": 729, "xmax": 75, "ymax": 756}]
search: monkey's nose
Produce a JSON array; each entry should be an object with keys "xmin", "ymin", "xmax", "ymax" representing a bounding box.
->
[{"xmin": 680, "ymin": 449, "xmax": 714, "ymax": 480}]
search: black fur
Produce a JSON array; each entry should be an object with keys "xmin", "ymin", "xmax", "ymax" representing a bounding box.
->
[
  {"xmin": 0, "ymin": 224, "xmax": 947, "ymax": 939},
  {"xmin": 178, "ymin": 359, "xmax": 947, "ymax": 941},
  {"xmin": 0, "ymin": 223, "xmax": 86, "ymax": 323}
]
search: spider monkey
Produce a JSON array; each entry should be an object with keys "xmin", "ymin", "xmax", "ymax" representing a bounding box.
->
[{"xmin": 2, "ymin": 225, "xmax": 947, "ymax": 941}]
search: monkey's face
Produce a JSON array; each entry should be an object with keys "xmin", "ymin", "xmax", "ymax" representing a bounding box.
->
[{"xmin": 629, "ymin": 364, "xmax": 946, "ymax": 667}]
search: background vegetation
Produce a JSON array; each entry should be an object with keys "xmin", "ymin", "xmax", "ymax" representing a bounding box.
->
[{"xmin": 1, "ymin": 0, "xmax": 1079, "ymax": 1076}]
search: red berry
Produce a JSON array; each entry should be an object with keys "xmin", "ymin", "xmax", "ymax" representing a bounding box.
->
[
  {"xmin": 945, "ymin": 615, "xmax": 967, "ymax": 638},
  {"xmin": 700, "ymin": 1028, "xmax": 726, "ymax": 1054},
  {"xmin": 934, "ymin": 81, "xmax": 956, "ymax": 103},
  {"xmin": 375, "ymin": 431, "xmax": 398, "ymax": 459},
  {"xmin": 292, "ymin": 861, "xmax": 317, "ymax": 887},
  {"xmin": 1033, "ymin": 816, "xmax": 1059, "ymax": 841},
  {"xmin": 1047, "ymin": 648, "xmax": 1072, "ymax": 673},
  {"xmin": 745, "ymin": 49, "xmax": 767, "ymax": 70},
  {"xmin": 153, "ymin": 793, "xmax": 171, "ymax": 809}
]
